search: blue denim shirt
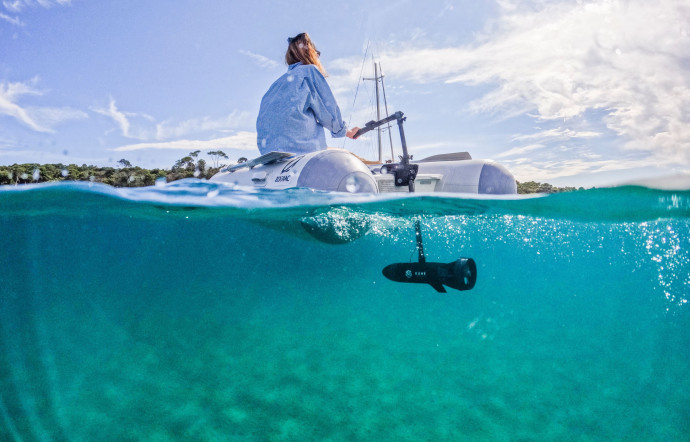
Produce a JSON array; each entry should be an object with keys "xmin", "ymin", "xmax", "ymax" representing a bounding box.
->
[{"xmin": 256, "ymin": 62, "xmax": 348, "ymax": 155}]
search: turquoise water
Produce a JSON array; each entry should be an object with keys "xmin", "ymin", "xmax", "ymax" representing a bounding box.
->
[{"xmin": 1, "ymin": 180, "xmax": 688, "ymax": 441}]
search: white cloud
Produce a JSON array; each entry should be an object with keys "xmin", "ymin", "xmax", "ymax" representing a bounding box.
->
[
  {"xmin": 2, "ymin": 1, "xmax": 23, "ymax": 13},
  {"xmin": 90, "ymin": 97, "xmax": 159, "ymax": 140},
  {"xmin": 496, "ymin": 143, "xmax": 544, "ymax": 158},
  {"xmin": 511, "ymin": 128, "xmax": 602, "ymax": 142},
  {"xmin": 330, "ymin": 0, "xmax": 690, "ymax": 170},
  {"xmin": 91, "ymin": 97, "xmax": 134, "ymax": 138},
  {"xmin": 91, "ymin": 96, "xmax": 254, "ymax": 144},
  {"xmin": 0, "ymin": 78, "xmax": 88, "ymax": 133},
  {"xmin": 1, "ymin": 0, "xmax": 71, "ymax": 27},
  {"xmin": 505, "ymin": 155, "xmax": 659, "ymax": 183},
  {"xmin": 3, "ymin": 0, "xmax": 71, "ymax": 12},
  {"xmin": 0, "ymin": 78, "xmax": 84, "ymax": 132},
  {"xmin": 112, "ymin": 132, "xmax": 258, "ymax": 152},
  {"xmin": 0, "ymin": 79, "xmax": 46, "ymax": 131},
  {"xmin": 155, "ymin": 110, "xmax": 253, "ymax": 140},
  {"xmin": 0, "ymin": 11, "xmax": 23, "ymax": 25},
  {"xmin": 411, "ymin": 142, "xmax": 451, "ymax": 152},
  {"xmin": 240, "ymin": 50, "xmax": 280, "ymax": 70},
  {"xmin": 327, "ymin": 56, "xmax": 370, "ymax": 96},
  {"xmin": 30, "ymin": 106, "xmax": 87, "ymax": 127}
]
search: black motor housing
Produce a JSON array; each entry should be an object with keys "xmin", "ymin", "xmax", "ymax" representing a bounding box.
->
[{"xmin": 382, "ymin": 258, "xmax": 477, "ymax": 293}]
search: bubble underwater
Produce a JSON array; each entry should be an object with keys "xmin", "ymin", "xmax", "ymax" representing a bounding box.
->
[{"xmin": 0, "ymin": 180, "xmax": 688, "ymax": 440}]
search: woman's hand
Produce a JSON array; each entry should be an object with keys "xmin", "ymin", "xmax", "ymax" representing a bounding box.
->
[{"xmin": 346, "ymin": 127, "xmax": 360, "ymax": 139}]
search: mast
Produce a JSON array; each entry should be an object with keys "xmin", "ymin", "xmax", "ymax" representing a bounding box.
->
[
  {"xmin": 380, "ymin": 64, "xmax": 396, "ymax": 162},
  {"xmin": 374, "ymin": 62, "xmax": 383, "ymax": 162},
  {"xmin": 363, "ymin": 60, "xmax": 395, "ymax": 163},
  {"xmin": 364, "ymin": 61, "xmax": 384, "ymax": 163}
]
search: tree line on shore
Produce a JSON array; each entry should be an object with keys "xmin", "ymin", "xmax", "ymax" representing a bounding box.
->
[
  {"xmin": 0, "ymin": 150, "xmax": 581, "ymax": 194},
  {"xmin": 0, "ymin": 150, "xmax": 233, "ymax": 188}
]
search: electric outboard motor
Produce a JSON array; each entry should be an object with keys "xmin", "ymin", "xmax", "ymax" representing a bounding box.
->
[
  {"xmin": 382, "ymin": 258, "xmax": 476, "ymax": 293},
  {"xmin": 382, "ymin": 218, "xmax": 477, "ymax": 293}
]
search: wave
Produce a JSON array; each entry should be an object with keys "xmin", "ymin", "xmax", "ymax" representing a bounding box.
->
[{"xmin": 1, "ymin": 179, "xmax": 689, "ymax": 222}]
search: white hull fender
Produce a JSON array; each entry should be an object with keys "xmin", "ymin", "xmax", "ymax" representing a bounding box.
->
[
  {"xmin": 414, "ymin": 160, "xmax": 517, "ymax": 194},
  {"xmin": 210, "ymin": 150, "xmax": 378, "ymax": 194}
]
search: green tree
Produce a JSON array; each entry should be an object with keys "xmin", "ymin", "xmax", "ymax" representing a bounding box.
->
[
  {"xmin": 517, "ymin": 180, "xmax": 580, "ymax": 194},
  {"xmin": 173, "ymin": 156, "xmax": 193, "ymax": 170},
  {"xmin": 196, "ymin": 159, "xmax": 206, "ymax": 173},
  {"xmin": 173, "ymin": 151, "xmax": 203, "ymax": 172},
  {"xmin": 207, "ymin": 150, "xmax": 229, "ymax": 168}
]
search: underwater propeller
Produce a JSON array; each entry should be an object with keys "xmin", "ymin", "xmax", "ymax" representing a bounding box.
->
[{"xmin": 382, "ymin": 220, "xmax": 476, "ymax": 293}]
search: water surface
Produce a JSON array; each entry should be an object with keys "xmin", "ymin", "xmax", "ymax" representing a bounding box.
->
[{"xmin": 1, "ymin": 181, "xmax": 688, "ymax": 440}]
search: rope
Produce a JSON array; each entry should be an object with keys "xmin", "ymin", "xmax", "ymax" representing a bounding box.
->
[
  {"xmin": 341, "ymin": 41, "xmax": 371, "ymax": 149},
  {"xmin": 351, "ymin": 40, "xmax": 371, "ymax": 110}
]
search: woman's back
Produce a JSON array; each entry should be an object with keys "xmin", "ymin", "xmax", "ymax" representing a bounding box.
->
[
  {"xmin": 255, "ymin": 32, "xmax": 356, "ymax": 155},
  {"xmin": 257, "ymin": 62, "xmax": 346, "ymax": 155}
]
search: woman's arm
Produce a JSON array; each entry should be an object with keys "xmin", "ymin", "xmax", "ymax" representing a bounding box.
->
[{"xmin": 304, "ymin": 66, "xmax": 350, "ymax": 137}]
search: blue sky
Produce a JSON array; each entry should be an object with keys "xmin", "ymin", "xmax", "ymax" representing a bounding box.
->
[{"xmin": 1, "ymin": 0, "xmax": 688, "ymax": 187}]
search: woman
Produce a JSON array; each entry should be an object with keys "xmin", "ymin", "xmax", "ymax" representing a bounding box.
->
[{"xmin": 256, "ymin": 32, "xmax": 359, "ymax": 155}]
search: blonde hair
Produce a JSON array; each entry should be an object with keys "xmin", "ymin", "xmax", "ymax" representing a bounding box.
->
[{"xmin": 285, "ymin": 32, "xmax": 327, "ymax": 76}]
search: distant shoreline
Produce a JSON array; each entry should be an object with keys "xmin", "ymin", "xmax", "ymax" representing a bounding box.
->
[{"xmin": 0, "ymin": 162, "xmax": 583, "ymax": 194}]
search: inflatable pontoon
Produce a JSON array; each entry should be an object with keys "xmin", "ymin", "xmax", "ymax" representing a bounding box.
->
[{"xmin": 210, "ymin": 112, "xmax": 517, "ymax": 196}]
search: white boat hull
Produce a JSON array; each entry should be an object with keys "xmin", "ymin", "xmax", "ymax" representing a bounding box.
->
[{"xmin": 210, "ymin": 149, "xmax": 517, "ymax": 195}]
